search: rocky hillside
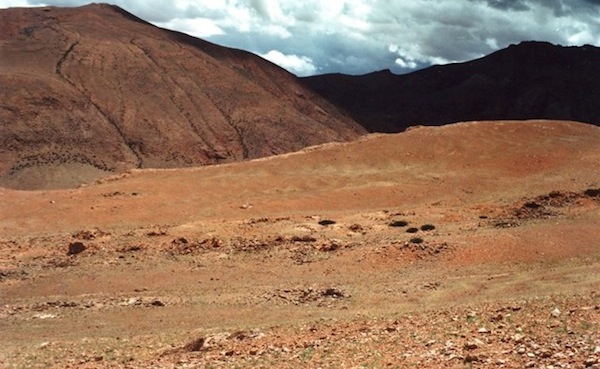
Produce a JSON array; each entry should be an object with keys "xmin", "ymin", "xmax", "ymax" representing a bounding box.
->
[
  {"xmin": 0, "ymin": 4, "xmax": 364, "ymax": 189},
  {"xmin": 301, "ymin": 41, "xmax": 600, "ymax": 132}
]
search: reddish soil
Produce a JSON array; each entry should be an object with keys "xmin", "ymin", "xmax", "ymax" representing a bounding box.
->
[{"xmin": 1, "ymin": 120, "xmax": 600, "ymax": 368}]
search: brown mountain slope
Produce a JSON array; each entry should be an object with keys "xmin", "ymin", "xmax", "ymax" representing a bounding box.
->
[
  {"xmin": 0, "ymin": 4, "xmax": 364, "ymax": 190},
  {"xmin": 301, "ymin": 41, "xmax": 600, "ymax": 132}
]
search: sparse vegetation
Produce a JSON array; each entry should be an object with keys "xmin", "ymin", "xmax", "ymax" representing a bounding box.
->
[
  {"xmin": 9, "ymin": 150, "xmax": 114, "ymax": 175},
  {"xmin": 584, "ymin": 188, "xmax": 600, "ymax": 197},
  {"xmin": 349, "ymin": 224, "xmax": 365, "ymax": 233},
  {"xmin": 420, "ymin": 224, "xmax": 436, "ymax": 231},
  {"xmin": 318, "ymin": 219, "xmax": 337, "ymax": 226},
  {"xmin": 406, "ymin": 227, "xmax": 419, "ymax": 233},
  {"xmin": 410, "ymin": 237, "xmax": 424, "ymax": 244},
  {"xmin": 389, "ymin": 220, "xmax": 409, "ymax": 227}
]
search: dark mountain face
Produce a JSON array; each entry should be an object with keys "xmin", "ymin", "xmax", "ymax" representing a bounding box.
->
[
  {"xmin": 0, "ymin": 4, "xmax": 364, "ymax": 189},
  {"xmin": 301, "ymin": 41, "xmax": 600, "ymax": 132}
]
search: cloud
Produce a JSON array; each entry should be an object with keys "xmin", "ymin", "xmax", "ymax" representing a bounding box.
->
[
  {"xmin": 0, "ymin": 0, "xmax": 35, "ymax": 6},
  {"xmin": 260, "ymin": 50, "xmax": 317, "ymax": 76},
  {"xmin": 480, "ymin": 0, "xmax": 530, "ymax": 11},
  {"xmin": 4, "ymin": 0, "xmax": 600, "ymax": 76},
  {"xmin": 155, "ymin": 17, "xmax": 224, "ymax": 38}
]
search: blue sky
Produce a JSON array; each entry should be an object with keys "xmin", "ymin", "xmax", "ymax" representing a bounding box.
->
[{"xmin": 1, "ymin": 0, "xmax": 599, "ymax": 76}]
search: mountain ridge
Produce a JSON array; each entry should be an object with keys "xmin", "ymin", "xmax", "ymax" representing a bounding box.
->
[
  {"xmin": 0, "ymin": 4, "xmax": 364, "ymax": 190},
  {"xmin": 301, "ymin": 41, "xmax": 600, "ymax": 132}
]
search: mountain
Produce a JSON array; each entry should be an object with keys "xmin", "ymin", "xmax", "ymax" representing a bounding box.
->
[
  {"xmin": 301, "ymin": 41, "xmax": 600, "ymax": 132},
  {"xmin": 0, "ymin": 4, "xmax": 365, "ymax": 190}
]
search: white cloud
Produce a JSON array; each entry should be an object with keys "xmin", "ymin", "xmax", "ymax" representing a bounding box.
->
[
  {"xmin": 250, "ymin": 0, "xmax": 291, "ymax": 24},
  {"xmin": 155, "ymin": 17, "xmax": 224, "ymax": 38},
  {"xmin": 260, "ymin": 50, "xmax": 317, "ymax": 76},
  {"xmin": 261, "ymin": 24, "xmax": 292, "ymax": 38},
  {"xmin": 0, "ymin": 0, "xmax": 37, "ymax": 8},
  {"xmin": 564, "ymin": 20, "xmax": 596, "ymax": 44},
  {"xmin": 394, "ymin": 57, "xmax": 417, "ymax": 69},
  {"xmin": 485, "ymin": 37, "xmax": 499, "ymax": 50}
]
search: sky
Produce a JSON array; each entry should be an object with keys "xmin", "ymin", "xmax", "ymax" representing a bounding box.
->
[{"xmin": 1, "ymin": 0, "xmax": 600, "ymax": 76}]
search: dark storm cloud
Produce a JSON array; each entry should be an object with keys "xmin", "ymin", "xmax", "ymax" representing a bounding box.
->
[
  {"xmin": 2, "ymin": 0, "xmax": 600, "ymax": 76},
  {"xmin": 480, "ymin": 0, "xmax": 530, "ymax": 11}
]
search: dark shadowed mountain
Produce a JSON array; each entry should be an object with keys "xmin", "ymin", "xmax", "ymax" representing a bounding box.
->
[
  {"xmin": 301, "ymin": 41, "xmax": 600, "ymax": 132},
  {"xmin": 0, "ymin": 4, "xmax": 364, "ymax": 189}
]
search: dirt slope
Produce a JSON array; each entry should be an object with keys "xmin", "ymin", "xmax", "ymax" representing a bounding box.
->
[
  {"xmin": 2, "ymin": 120, "xmax": 598, "ymax": 236},
  {"xmin": 0, "ymin": 4, "xmax": 364, "ymax": 190},
  {"xmin": 1, "ymin": 120, "xmax": 600, "ymax": 368},
  {"xmin": 302, "ymin": 41, "xmax": 600, "ymax": 132}
]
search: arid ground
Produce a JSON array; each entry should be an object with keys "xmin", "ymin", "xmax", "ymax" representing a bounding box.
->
[{"xmin": 1, "ymin": 120, "xmax": 600, "ymax": 368}]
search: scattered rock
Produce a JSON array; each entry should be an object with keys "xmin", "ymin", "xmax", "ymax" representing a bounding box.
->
[
  {"xmin": 33, "ymin": 313, "xmax": 57, "ymax": 319},
  {"xmin": 322, "ymin": 288, "xmax": 345, "ymax": 298},
  {"xmin": 290, "ymin": 235, "xmax": 317, "ymax": 243},
  {"xmin": 348, "ymin": 224, "xmax": 365, "ymax": 233},
  {"xmin": 67, "ymin": 241, "xmax": 86, "ymax": 255},
  {"xmin": 524, "ymin": 201, "xmax": 542, "ymax": 209},
  {"xmin": 490, "ymin": 313, "xmax": 503, "ymax": 322},
  {"xmin": 202, "ymin": 237, "xmax": 223, "ymax": 249},
  {"xmin": 267, "ymin": 287, "xmax": 348, "ymax": 305},
  {"xmin": 150, "ymin": 300, "xmax": 165, "ymax": 307},
  {"xmin": 423, "ymin": 281, "xmax": 441, "ymax": 290},
  {"xmin": 319, "ymin": 240, "xmax": 341, "ymax": 252},
  {"xmin": 173, "ymin": 237, "xmax": 189, "ymax": 244},
  {"xmin": 72, "ymin": 230, "xmax": 96, "ymax": 240},
  {"xmin": 147, "ymin": 229, "xmax": 168, "ymax": 237},
  {"xmin": 585, "ymin": 358, "xmax": 598, "ymax": 367},
  {"xmin": 102, "ymin": 191, "xmax": 126, "ymax": 197},
  {"xmin": 464, "ymin": 354, "xmax": 479, "ymax": 363},
  {"xmin": 125, "ymin": 298, "xmax": 141, "ymax": 306},
  {"xmin": 118, "ymin": 245, "xmax": 143, "ymax": 253},
  {"xmin": 494, "ymin": 221, "xmax": 519, "ymax": 228},
  {"xmin": 551, "ymin": 307, "xmax": 561, "ymax": 317},
  {"xmin": 183, "ymin": 337, "xmax": 205, "ymax": 352},
  {"xmin": 464, "ymin": 339, "xmax": 483, "ymax": 350},
  {"xmin": 513, "ymin": 333, "xmax": 525, "ymax": 343}
]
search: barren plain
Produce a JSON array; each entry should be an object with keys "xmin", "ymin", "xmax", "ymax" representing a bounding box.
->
[{"xmin": 1, "ymin": 120, "xmax": 600, "ymax": 368}]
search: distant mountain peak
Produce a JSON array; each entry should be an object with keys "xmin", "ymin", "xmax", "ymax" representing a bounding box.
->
[{"xmin": 302, "ymin": 42, "xmax": 600, "ymax": 133}]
